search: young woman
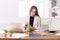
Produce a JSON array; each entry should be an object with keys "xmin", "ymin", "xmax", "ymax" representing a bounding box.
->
[
  {"xmin": 25, "ymin": 6, "xmax": 41, "ymax": 32},
  {"xmin": 12, "ymin": 6, "xmax": 41, "ymax": 32}
]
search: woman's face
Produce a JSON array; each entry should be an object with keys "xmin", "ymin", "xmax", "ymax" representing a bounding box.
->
[{"xmin": 30, "ymin": 9, "xmax": 36, "ymax": 16}]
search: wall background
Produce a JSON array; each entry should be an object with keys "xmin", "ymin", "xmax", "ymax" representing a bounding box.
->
[
  {"xmin": 0, "ymin": 0, "xmax": 19, "ymax": 31},
  {"xmin": 0, "ymin": 0, "xmax": 18, "ymax": 24}
]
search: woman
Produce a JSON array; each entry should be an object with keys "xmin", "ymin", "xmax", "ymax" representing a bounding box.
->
[
  {"xmin": 12, "ymin": 6, "xmax": 41, "ymax": 32},
  {"xmin": 25, "ymin": 6, "xmax": 41, "ymax": 32}
]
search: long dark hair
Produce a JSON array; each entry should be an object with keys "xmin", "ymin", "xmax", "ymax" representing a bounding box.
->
[{"xmin": 30, "ymin": 6, "xmax": 40, "ymax": 17}]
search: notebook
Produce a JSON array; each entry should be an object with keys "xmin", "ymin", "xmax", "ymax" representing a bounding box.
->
[{"xmin": 29, "ymin": 32, "xmax": 43, "ymax": 37}]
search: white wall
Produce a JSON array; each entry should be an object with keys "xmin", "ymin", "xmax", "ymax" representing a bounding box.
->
[
  {"xmin": 0, "ymin": 0, "xmax": 18, "ymax": 30},
  {"xmin": 56, "ymin": 0, "xmax": 60, "ymax": 16},
  {"xmin": 0, "ymin": 0, "xmax": 18, "ymax": 24}
]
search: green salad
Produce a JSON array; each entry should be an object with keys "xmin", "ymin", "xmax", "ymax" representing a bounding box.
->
[{"xmin": 29, "ymin": 26, "xmax": 34, "ymax": 32}]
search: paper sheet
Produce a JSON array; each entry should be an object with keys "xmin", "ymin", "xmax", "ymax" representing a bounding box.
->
[
  {"xmin": 7, "ymin": 33, "xmax": 28, "ymax": 38},
  {"xmin": 55, "ymin": 33, "xmax": 60, "ymax": 36}
]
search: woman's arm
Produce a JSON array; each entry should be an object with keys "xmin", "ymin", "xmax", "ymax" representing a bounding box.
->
[
  {"xmin": 34, "ymin": 17, "xmax": 41, "ymax": 30},
  {"xmin": 38, "ymin": 17, "xmax": 41, "ymax": 29}
]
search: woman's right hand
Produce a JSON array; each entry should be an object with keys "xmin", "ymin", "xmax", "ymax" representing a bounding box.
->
[
  {"xmin": 25, "ymin": 24, "xmax": 28, "ymax": 30},
  {"xmin": 24, "ymin": 22, "xmax": 29, "ymax": 31}
]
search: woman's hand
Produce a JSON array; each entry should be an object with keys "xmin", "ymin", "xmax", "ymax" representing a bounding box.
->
[
  {"xmin": 25, "ymin": 22, "xmax": 29, "ymax": 32},
  {"xmin": 25, "ymin": 24, "xmax": 28, "ymax": 30}
]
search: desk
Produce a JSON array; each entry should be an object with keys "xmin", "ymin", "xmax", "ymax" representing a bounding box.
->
[
  {"xmin": 0, "ymin": 31, "xmax": 60, "ymax": 40},
  {"xmin": 21, "ymin": 31, "xmax": 60, "ymax": 40}
]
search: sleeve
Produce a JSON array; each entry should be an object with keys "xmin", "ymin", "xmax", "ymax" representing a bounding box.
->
[
  {"xmin": 37, "ymin": 17, "xmax": 41, "ymax": 29},
  {"xmin": 34, "ymin": 17, "xmax": 41, "ymax": 30}
]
